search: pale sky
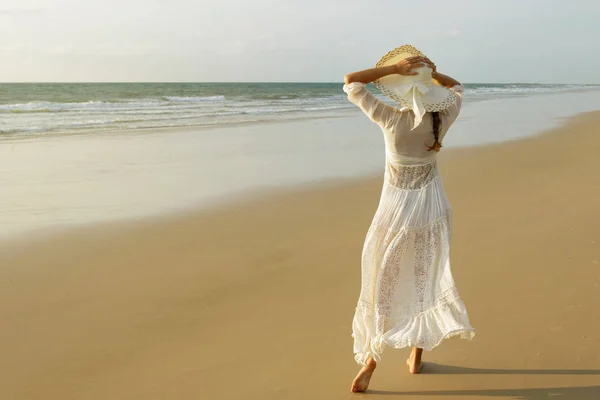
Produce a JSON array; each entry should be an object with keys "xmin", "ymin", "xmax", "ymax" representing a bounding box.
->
[{"xmin": 1, "ymin": 0, "xmax": 599, "ymax": 83}]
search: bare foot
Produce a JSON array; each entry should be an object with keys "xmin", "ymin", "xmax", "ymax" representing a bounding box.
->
[
  {"xmin": 406, "ymin": 358, "xmax": 423, "ymax": 374},
  {"xmin": 406, "ymin": 347, "xmax": 424, "ymax": 374},
  {"xmin": 350, "ymin": 358, "xmax": 377, "ymax": 393}
]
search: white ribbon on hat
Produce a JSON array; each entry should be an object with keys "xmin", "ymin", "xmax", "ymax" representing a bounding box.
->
[{"xmin": 392, "ymin": 82, "xmax": 432, "ymax": 130}]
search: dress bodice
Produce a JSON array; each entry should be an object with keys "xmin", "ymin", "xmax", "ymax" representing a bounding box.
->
[{"xmin": 343, "ymin": 82, "xmax": 464, "ymax": 165}]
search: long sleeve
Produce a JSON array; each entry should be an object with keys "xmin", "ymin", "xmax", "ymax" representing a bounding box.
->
[
  {"xmin": 439, "ymin": 84, "xmax": 464, "ymax": 126},
  {"xmin": 343, "ymin": 82, "xmax": 398, "ymax": 129}
]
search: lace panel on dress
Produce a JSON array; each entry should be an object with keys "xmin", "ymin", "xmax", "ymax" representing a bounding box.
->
[{"xmin": 385, "ymin": 162, "xmax": 437, "ymax": 190}]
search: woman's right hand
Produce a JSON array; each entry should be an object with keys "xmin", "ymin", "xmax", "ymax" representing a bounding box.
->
[{"xmin": 395, "ymin": 56, "xmax": 427, "ymax": 76}]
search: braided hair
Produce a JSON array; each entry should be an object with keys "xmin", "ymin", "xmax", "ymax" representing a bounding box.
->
[{"xmin": 426, "ymin": 111, "xmax": 442, "ymax": 152}]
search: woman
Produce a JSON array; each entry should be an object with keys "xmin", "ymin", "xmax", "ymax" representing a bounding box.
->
[{"xmin": 343, "ymin": 45, "xmax": 475, "ymax": 393}]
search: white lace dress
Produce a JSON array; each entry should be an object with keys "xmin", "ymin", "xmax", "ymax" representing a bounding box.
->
[{"xmin": 343, "ymin": 82, "xmax": 475, "ymax": 367}]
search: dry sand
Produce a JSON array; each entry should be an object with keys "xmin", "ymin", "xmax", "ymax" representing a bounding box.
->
[{"xmin": 1, "ymin": 111, "xmax": 600, "ymax": 399}]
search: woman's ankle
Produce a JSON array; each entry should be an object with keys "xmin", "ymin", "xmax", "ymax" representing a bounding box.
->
[{"xmin": 366, "ymin": 357, "xmax": 377, "ymax": 370}]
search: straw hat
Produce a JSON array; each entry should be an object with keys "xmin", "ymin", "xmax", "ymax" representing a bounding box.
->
[{"xmin": 373, "ymin": 44, "xmax": 458, "ymax": 129}]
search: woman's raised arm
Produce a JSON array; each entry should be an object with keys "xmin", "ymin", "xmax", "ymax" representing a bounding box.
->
[
  {"xmin": 420, "ymin": 56, "xmax": 462, "ymax": 88},
  {"xmin": 432, "ymin": 71, "xmax": 461, "ymax": 89},
  {"xmin": 344, "ymin": 56, "xmax": 427, "ymax": 84}
]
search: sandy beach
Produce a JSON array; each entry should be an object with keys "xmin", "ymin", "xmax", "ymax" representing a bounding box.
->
[{"xmin": 1, "ymin": 107, "xmax": 599, "ymax": 399}]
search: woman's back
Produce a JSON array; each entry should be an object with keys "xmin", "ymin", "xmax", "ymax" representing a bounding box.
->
[{"xmin": 343, "ymin": 82, "xmax": 464, "ymax": 164}]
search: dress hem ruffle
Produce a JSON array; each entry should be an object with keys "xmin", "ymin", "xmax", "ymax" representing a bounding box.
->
[{"xmin": 352, "ymin": 293, "xmax": 475, "ymax": 367}]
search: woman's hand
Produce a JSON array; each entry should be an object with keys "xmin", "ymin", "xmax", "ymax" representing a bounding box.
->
[
  {"xmin": 422, "ymin": 57, "xmax": 437, "ymax": 73},
  {"xmin": 395, "ymin": 56, "xmax": 427, "ymax": 76},
  {"xmin": 395, "ymin": 56, "xmax": 437, "ymax": 76}
]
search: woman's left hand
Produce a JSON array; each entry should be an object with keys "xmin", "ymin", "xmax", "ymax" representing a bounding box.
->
[{"xmin": 422, "ymin": 57, "xmax": 437, "ymax": 73}]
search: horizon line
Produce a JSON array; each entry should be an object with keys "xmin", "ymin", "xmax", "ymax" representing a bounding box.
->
[{"xmin": 2, "ymin": 81, "xmax": 599, "ymax": 85}]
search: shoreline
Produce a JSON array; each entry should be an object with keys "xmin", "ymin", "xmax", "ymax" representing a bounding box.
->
[
  {"xmin": 3, "ymin": 85, "xmax": 600, "ymax": 143},
  {"xmin": 1, "ymin": 105, "xmax": 599, "ymax": 245},
  {"xmin": 0, "ymin": 112, "xmax": 359, "ymax": 143}
]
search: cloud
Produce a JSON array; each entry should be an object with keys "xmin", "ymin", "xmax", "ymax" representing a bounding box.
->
[
  {"xmin": 414, "ymin": 28, "xmax": 463, "ymax": 39},
  {"xmin": 0, "ymin": 43, "xmax": 28, "ymax": 51},
  {"xmin": 0, "ymin": 7, "xmax": 44, "ymax": 16},
  {"xmin": 44, "ymin": 43, "xmax": 163, "ymax": 56},
  {"xmin": 447, "ymin": 29, "xmax": 462, "ymax": 38},
  {"xmin": 0, "ymin": 42, "xmax": 163, "ymax": 56}
]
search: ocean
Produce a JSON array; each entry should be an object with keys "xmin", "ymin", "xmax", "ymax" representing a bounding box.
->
[{"xmin": 2, "ymin": 82, "xmax": 599, "ymax": 138}]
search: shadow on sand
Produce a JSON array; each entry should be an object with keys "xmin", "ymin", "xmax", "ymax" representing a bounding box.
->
[
  {"xmin": 368, "ymin": 364, "xmax": 600, "ymax": 399},
  {"xmin": 420, "ymin": 363, "xmax": 600, "ymax": 376},
  {"xmin": 369, "ymin": 385, "xmax": 600, "ymax": 399}
]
